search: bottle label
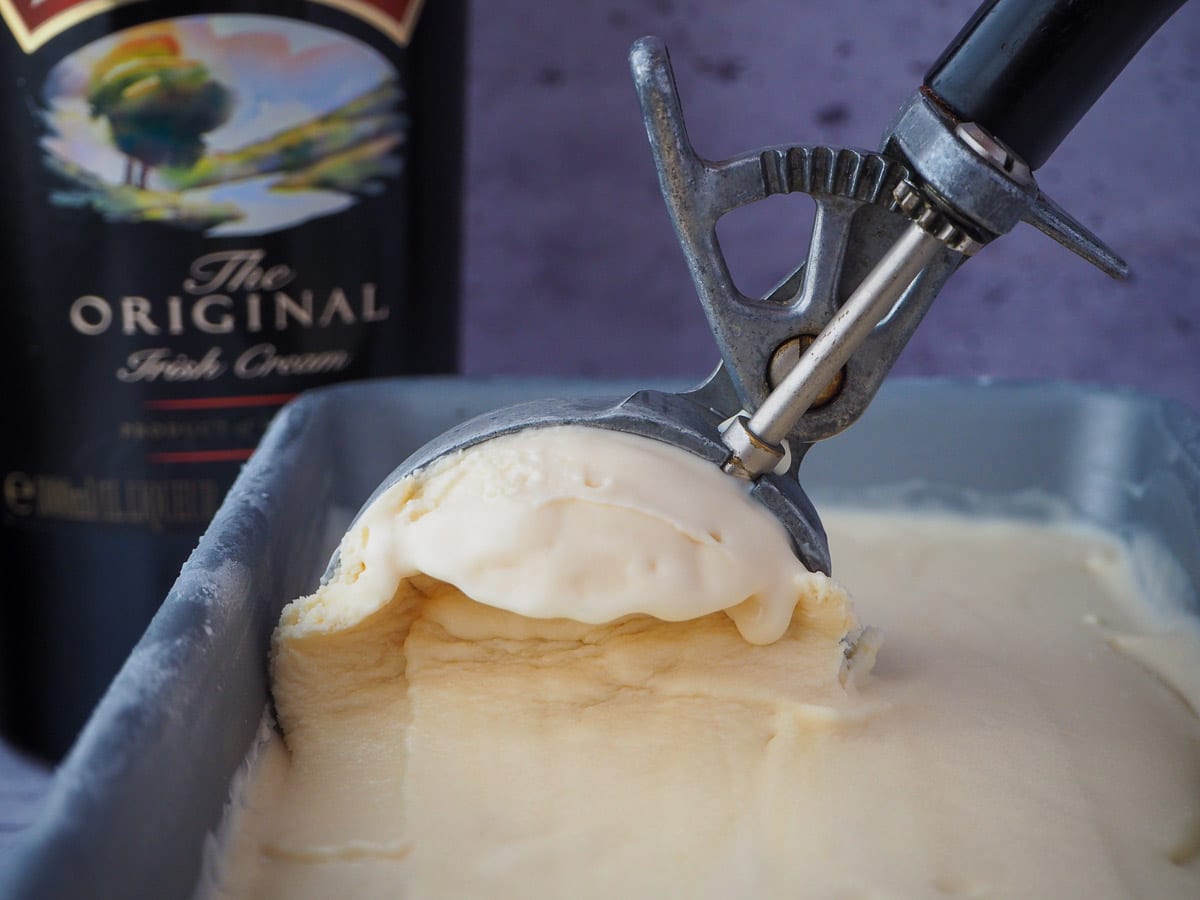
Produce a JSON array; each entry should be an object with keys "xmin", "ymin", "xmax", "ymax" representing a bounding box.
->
[
  {"xmin": 28, "ymin": 12, "xmax": 405, "ymax": 427},
  {"xmin": 1, "ymin": 0, "xmax": 424, "ymax": 52},
  {"xmin": 43, "ymin": 15, "xmax": 405, "ymax": 235},
  {"xmin": 1, "ymin": 3, "xmax": 455, "ymax": 535}
]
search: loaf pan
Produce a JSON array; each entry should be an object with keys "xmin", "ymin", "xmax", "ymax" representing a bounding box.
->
[{"xmin": 1, "ymin": 376, "xmax": 1196, "ymax": 899}]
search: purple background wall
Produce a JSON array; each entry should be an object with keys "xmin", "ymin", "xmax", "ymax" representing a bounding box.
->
[{"xmin": 459, "ymin": 0, "xmax": 1200, "ymax": 411}]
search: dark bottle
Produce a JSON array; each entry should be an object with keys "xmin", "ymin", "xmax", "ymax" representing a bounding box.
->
[{"xmin": 0, "ymin": 0, "xmax": 466, "ymax": 760}]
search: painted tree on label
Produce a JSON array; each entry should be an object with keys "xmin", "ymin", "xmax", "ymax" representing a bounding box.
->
[{"xmin": 87, "ymin": 33, "xmax": 234, "ymax": 189}]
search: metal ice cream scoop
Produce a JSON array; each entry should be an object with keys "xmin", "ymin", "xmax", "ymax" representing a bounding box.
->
[{"xmin": 346, "ymin": 0, "xmax": 1185, "ymax": 577}]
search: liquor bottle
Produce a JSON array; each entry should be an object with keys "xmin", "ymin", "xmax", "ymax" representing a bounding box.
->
[{"xmin": 0, "ymin": 0, "xmax": 466, "ymax": 759}]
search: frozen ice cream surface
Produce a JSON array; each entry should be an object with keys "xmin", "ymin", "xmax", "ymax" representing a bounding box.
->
[{"xmin": 206, "ymin": 426, "xmax": 1200, "ymax": 899}]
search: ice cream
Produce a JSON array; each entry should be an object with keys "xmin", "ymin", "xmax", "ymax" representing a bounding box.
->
[
  {"xmin": 281, "ymin": 424, "xmax": 845, "ymax": 646},
  {"xmin": 205, "ymin": 425, "xmax": 1200, "ymax": 899}
]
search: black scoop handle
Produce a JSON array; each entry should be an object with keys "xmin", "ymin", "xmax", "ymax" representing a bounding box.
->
[{"xmin": 926, "ymin": 0, "xmax": 1187, "ymax": 170}]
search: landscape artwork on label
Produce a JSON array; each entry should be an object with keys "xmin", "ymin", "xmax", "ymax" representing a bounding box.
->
[{"xmin": 39, "ymin": 14, "xmax": 405, "ymax": 236}]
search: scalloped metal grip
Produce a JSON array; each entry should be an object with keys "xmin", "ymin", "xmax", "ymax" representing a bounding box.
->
[{"xmin": 884, "ymin": 91, "xmax": 1129, "ymax": 279}]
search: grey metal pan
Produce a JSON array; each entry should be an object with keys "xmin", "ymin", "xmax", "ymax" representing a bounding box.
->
[{"xmin": 1, "ymin": 376, "xmax": 1196, "ymax": 900}]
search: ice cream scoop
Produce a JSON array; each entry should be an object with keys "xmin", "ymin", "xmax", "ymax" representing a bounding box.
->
[{"xmin": 336, "ymin": 0, "xmax": 1184, "ymax": 579}]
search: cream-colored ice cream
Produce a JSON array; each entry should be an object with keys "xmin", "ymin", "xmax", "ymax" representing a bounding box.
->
[
  {"xmin": 289, "ymin": 425, "xmax": 841, "ymax": 646},
  {"xmin": 206, "ymin": 426, "xmax": 1200, "ymax": 899}
]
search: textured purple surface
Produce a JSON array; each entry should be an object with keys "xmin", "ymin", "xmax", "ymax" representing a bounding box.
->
[{"xmin": 461, "ymin": 0, "xmax": 1200, "ymax": 411}]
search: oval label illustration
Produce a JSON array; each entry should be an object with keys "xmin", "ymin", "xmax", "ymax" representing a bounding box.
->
[{"xmin": 40, "ymin": 15, "xmax": 405, "ymax": 236}]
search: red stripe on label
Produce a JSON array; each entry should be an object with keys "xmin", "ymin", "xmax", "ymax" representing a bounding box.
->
[
  {"xmin": 144, "ymin": 393, "xmax": 296, "ymax": 411},
  {"xmin": 148, "ymin": 449, "xmax": 256, "ymax": 464}
]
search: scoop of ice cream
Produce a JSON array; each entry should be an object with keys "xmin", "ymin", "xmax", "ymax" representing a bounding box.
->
[{"xmin": 282, "ymin": 425, "xmax": 839, "ymax": 646}]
